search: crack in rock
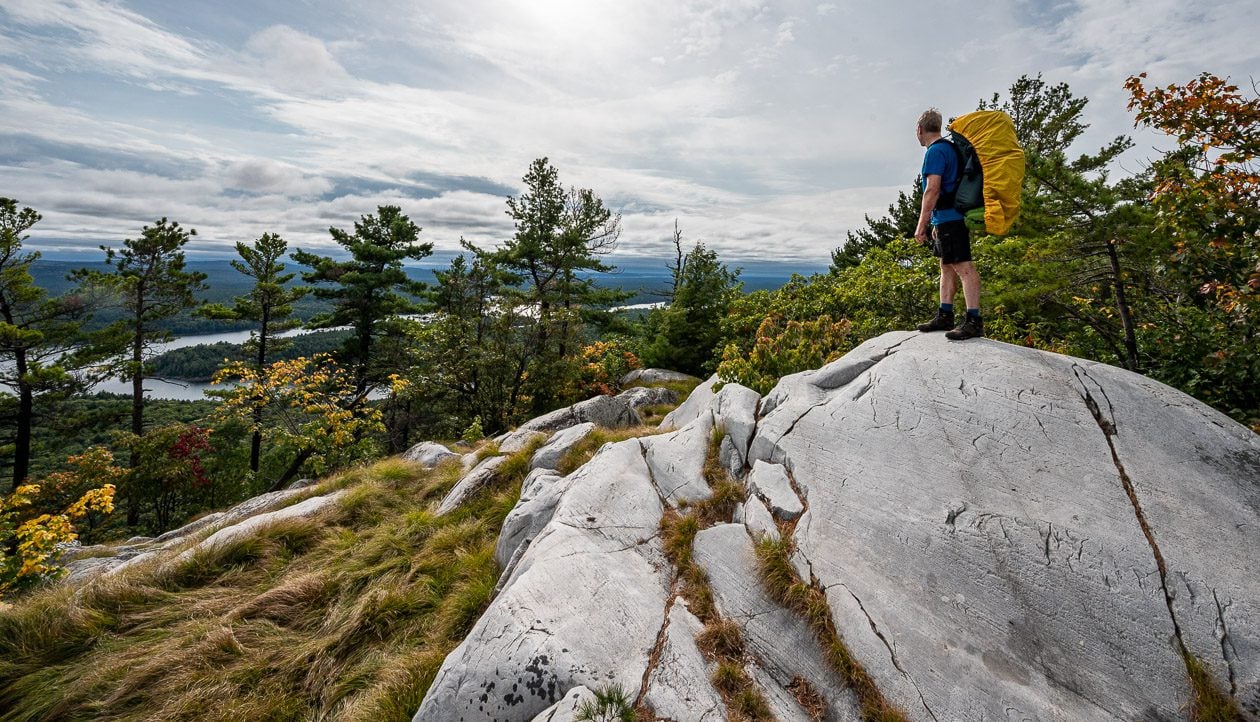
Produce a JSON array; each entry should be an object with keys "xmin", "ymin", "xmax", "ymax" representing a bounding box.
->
[
  {"xmin": 635, "ymin": 584, "xmax": 680, "ymax": 709},
  {"xmin": 1073, "ymin": 365, "xmax": 1190, "ymax": 664},
  {"xmin": 638, "ymin": 439, "xmax": 673, "ymax": 510},
  {"xmin": 839, "ymin": 583, "xmax": 939, "ymax": 722},
  {"xmin": 1213, "ymin": 589, "xmax": 1239, "ymax": 696}
]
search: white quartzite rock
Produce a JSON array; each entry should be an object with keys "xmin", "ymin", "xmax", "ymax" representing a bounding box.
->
[
  {"xmin": 495, "ymin": 468, "xmax": 567, "ymax": 569},
  {"xmin": 620, "ymin": 368, "xmax": 700, "ymax": 386},
  {"xmin": 615, "ymin": 385, "xmax": 679, "ymax": 409},
  {"xmin": 659, "ymin": 374, "xmax": 719, "ymax": 431},
  {"xmin": 530, "ymin": 422, "xmax": 595, "ymax": 471},
  {"xmin": 80, "ymin": 488, "xmax": 311, "ymax": 581},
  {"xmin": 165, "ymin": 491, "xmax": 346, "ymax": 570},
  {"xmin": 750, "ymin": 330, "xmax": 1260, "ymax": 720},
  {"xmin": 529, "ymin": 686, "xmax": 596, "ymax": 722},
  {"xmin": 693, "ymin": 523, "xmax": 860, "ymax": 720},
  {"xmin": 499, "ymin": 430, "xmax": 549, "ymax": 455},
  {"xmin": 641, "ymin": 411, "xmax": 714, "ymax": 506},
  {"xmin": 401, "ymin": 441, "xmax": 461, "ymax": 468},
  {"xmin": 414, "ymin": 440, "xmax": 673, "ymax": 722},
  {"xmin": 518, "ymin": 395, "xmax": 641, "ymax": 434},
  {"xmin": 642, "ymin": 601, "xmax": 726, "ymax": 721},
  {"xmin": 713, "ymin": 382, "xmax": 760, "ymax": 470},
  {"xmin": 437, "ymin": 456, "xmax": 508, "ymax": 516},
  {"xmin": 416, "ymin": 330, "xmax": 1260, "ymax": 721},
  {"xmin": 741, "ymin": 495, "xmax": 779, "ymax": 542},
  {"xmin": 747, "ymin": 460, "xmax": 803, "ymax": 521}
]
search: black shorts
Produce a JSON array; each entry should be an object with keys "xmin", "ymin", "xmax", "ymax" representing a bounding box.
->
[{"xmin": 932, "ymin": 220, "xmax": 972, "ymax": 264}]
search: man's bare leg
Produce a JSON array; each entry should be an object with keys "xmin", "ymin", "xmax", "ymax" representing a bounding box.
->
[
  {"xmin": 939, "ymin": 259, "xmax": 958, "ymax": 305},
  {"xmin": 950, "ymin": 261, "xmax": 981, "ymax": 311}
]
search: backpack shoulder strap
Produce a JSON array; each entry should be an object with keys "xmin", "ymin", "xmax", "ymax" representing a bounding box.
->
[{"xmin": 928, "ymin": 138, "xmax": 961, "ymax": 210}]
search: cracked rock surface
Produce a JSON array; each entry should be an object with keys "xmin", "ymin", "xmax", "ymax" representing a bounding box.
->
[
  {"xmin": 417, "ymin": 332, "xmax": 1260, "ymax": 721},
  {"xmin": 751, "ymin": 331, "xmax": 1259, "ymax": 720},
  {"xmin": 414, "ymin": 440, "xmax": 673, "ymax": 721}
]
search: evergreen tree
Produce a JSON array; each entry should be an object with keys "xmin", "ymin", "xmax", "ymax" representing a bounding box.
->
[
  {"xmin": 830, "ymin": 182, "xmax": 923, "ymax": 271},
  {"xmin": 641, "ymin": 241, "xmax": 741, "ymax": 376},
  {"xmin": 198, "ymin": 233, "xmax": 307, "ymax": 474},
  {"xmin": 0, "ymin": 200, "xmax": 100, "ymax": 491},
  {"xmin": 76, "ymin": 218, "xmax": 207, "ymax": 524},
  {"xmin": 981, "ymin": 75, "xmax": 1153, "ymax": 371},
  {"xmin": 413, "ymin": 241, "xmax": 529, "ymax": 435},
  {"xmin": 494, "ymin": 158, "xmax": 626, "ymax": 413},
  {"xmin": 291, "ymin": 206, "xmax": 431, "ymax": 395}
]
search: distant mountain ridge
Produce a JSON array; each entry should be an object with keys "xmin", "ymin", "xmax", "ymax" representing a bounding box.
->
[{"xmin": 29, "ymin": 255, "xmax": 829, "ymax": 315}]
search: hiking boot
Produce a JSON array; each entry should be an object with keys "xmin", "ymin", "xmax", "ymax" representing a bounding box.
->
[
  {"xmin": 917, "ymin": 309, "xmax": 955, "ymax": 333},
  {"xmin": 946, "ymin": 315, "xmax": 985, "ymax": 340}
]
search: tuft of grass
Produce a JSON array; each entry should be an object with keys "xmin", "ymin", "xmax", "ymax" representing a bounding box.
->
[
  {"xmin": 656, "ymin": 445, "xmax": 774, "ymax": 722},
  {"xmin": 696, "ymin": 618, "xmax": 744, "ymax": 658},
  {"xmin": 660, "ymin": 511, "xmax": 700, "ymax": 569},
  {"xmin": 788, "ymin": 676, "xmax": 828, "ymax": 722},
  {"xmin": 473, "ymin": 441, "xmax": 500, "ymax": 461},
  {"xmin": 555, "ymin": 426, "xmax": 660, "ymax": 476},
  {"xmin": 636, "ymin": 403, "xmax": 676, "ymax": 427},
  {"xmin": 754, "ymin": 537, "xmax": 908, "ymax": 722},
  {"xmin": 576, "ymin": 683, "xmax": 637, "ymax": 722},
  {"xmin": 1185, "ymin": 652, "xmax": 1244, "ymax": 721},
  {"xmin": 733, "ymin": 687, "xmax": 774, "ymax": 720},
  {"xmin": 710, "ymin": 659, "xmax": 745, "ymax": 694}
]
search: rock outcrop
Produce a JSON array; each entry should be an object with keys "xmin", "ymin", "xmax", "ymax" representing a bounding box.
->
[
  {"xmin": 620, "ymin": 368, "xmax": 700, "ymax": 386},
  {"xmin": 414, "ymin": 332, "xmax": 1260, "ymax": 721},
  {"xmin": 401, "ymin": 441, "xmax": 461, "ymax": 468},
  {"xmin": 62, "ymin": 487, "xmax": 317, "ymax": 583}
]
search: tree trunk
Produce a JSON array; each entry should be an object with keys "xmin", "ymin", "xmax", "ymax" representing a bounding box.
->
[
  {"xmin": 251, "ymin": 311, "xmax": 270, "ymax": 475},
  {"xmin": 128, "ymin": 316, "xmax": 144, "ymax": 526},
  {"xmin": 270, "ymin": 447, "xmax": 315, "ymax": 492},
  {"xmin": 1106, "ymin": 240, "xmax": 1140, "ymax": 372},
  {"xmin": 12, "ymin": 351, "xmax": 31, "ymax": 492}
]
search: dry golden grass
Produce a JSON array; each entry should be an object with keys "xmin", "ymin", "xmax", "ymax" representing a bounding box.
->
[
  {"xmin": 555, "ymin": 425, "xmax": 661, "ymax": 476},
  {"xmin": 0, "ymin": 445, "xmax": 539, "ymax": 722},
  {"xmin": 754, "ymin": 536, "xmax": 907, "ymax": 722}
]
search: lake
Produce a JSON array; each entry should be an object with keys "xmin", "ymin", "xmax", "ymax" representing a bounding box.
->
[{"xmin": 90, "ymin": 327, "xmax": 324, "ymax": 401}]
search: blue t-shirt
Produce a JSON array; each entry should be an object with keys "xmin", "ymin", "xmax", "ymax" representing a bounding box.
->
[{"xmin": 922, "ymin": 139, "xmax": 964, "ymax": 225}]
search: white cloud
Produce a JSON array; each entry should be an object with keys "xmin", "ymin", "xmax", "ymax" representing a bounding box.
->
[
  {"xmin": 241, "ymin": 25, "xmax": 353, "ymax": 95},
  {"xmin": 2, "ymin": 0, "xmax": 1258, "ymax": 266}
]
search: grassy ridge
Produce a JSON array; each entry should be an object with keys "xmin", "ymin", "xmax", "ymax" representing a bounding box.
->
[{"xmin": 0, "ymin": 451, "xmax": 533, "ymax": 722}]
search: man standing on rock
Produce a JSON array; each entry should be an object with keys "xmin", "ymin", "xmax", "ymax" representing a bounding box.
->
[{"xmin": 913, "ymin": 108, "xmax": 984, "ymax": 340}]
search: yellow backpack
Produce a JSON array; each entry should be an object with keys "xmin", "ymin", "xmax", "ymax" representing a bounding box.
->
[{"xmin": 947, "ymin": 110, "xmax": 1026, "ymax": 236}]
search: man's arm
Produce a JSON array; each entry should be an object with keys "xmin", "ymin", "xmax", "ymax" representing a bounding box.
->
[{"xmin": 915, "ymin": 174, "xmax": 941, "ymax": 244}]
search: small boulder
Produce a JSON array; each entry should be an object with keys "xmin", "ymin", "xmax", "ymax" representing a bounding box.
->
[
  {"xmin": 615, "ymin": 385, "xmax": 679, "ymax": 409},
  {"xmin": 531, "ymin": 423, "xmax": 596, "ymax": 471},
  {"xmin": 437, "ymin": 456, "xmax": 508, "ymax": 516},
  {"xmin": 519, "ymin": 395, "xmax": 641, "ymax": 434},
  {"xmin": 499, "ymin": 430, "xmax": 549, "ymax": 455},
  {"xmin": 747, "ymin": 460, "xmax": 803, "ymax": 521},
  {"xmin": 620, "ymin": 368, "xmax": 699, "ymax": 386},
  {"xmin": 401, "ymin": 441, "xmax": 460, "ymax": 468},
  {"xmin": 742, "ymin": 495, "xmax": 780, "ymax": 542}
]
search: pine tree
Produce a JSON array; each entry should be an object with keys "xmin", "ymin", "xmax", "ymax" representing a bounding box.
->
[
  {"xmin": 76, "ymin": 218, "xmax": 206, "ymax": 525},
  {"xmin": 0, "ymin": 200, "xmax": 99, "ymax": 491},
  {"xmin": 198, "ymin": 233, "xmax": 307, "ymax": 473},
  {"xmin": 291, "ymin": 205, "xmax": 431, "ymax": 395},
  {"xmin": 494, "ymin": 158, "xmax": 626, "ymax": 413}
]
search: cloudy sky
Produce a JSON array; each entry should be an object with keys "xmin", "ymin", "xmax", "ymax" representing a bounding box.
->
[{"xmin": 1, "ymin": 0, "xmax": 1257, "ymax": 264}]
